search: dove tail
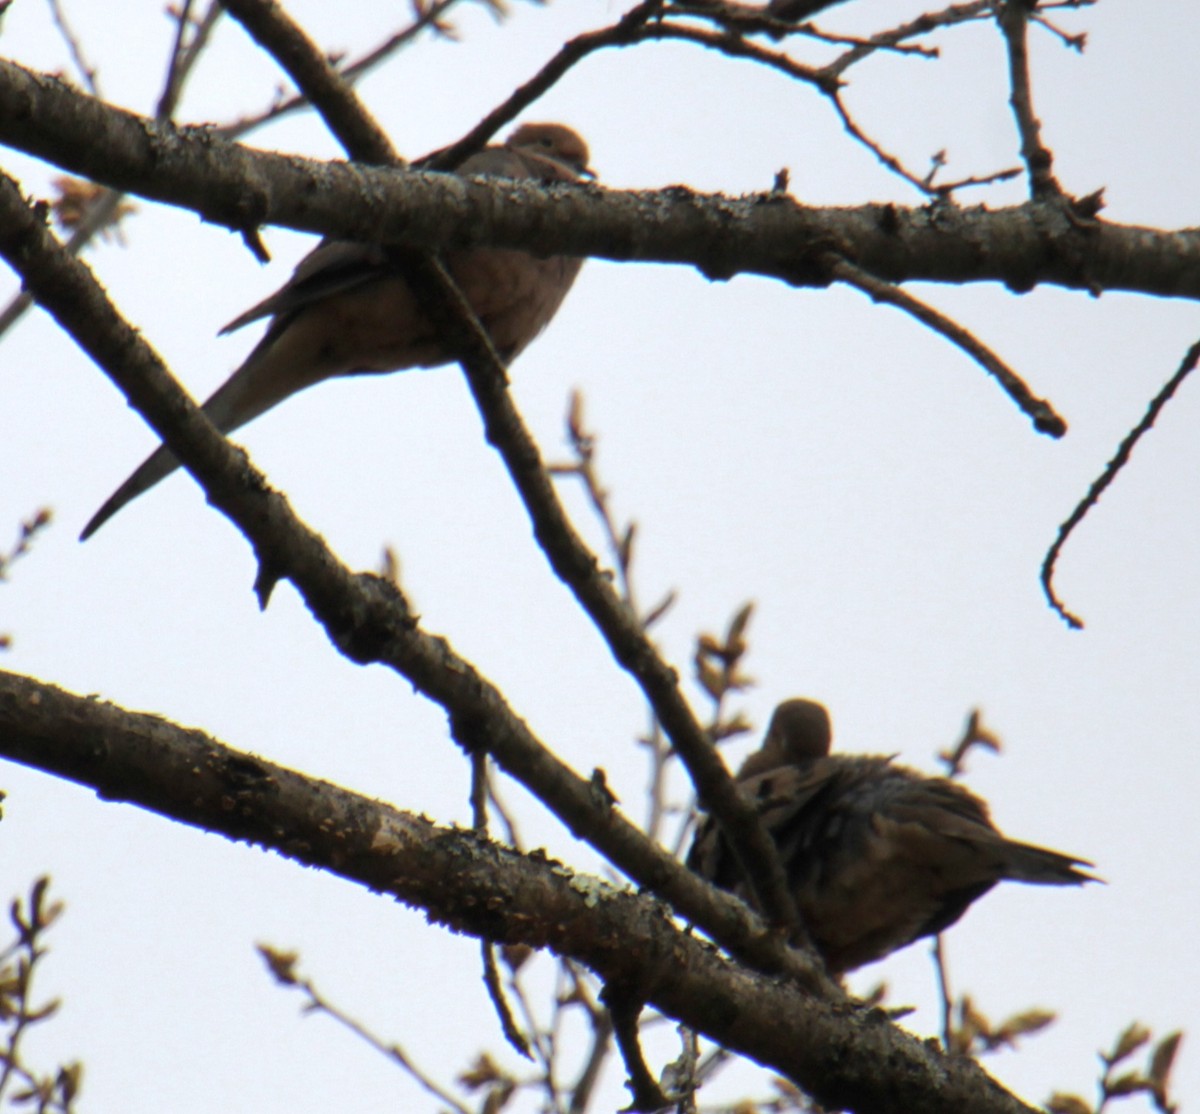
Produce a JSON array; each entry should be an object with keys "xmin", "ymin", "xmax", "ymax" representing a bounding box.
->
[
  {"xmin": 79, "ymin": 338, "xmax": 285, "ymax": 541},
  {"xmin": 79, "ymin": 442, "xmax": 185, "ymax": 540},
  {"xmin": 1001, "ymin": 840, "xmax": 1099, "ymax": 886}
]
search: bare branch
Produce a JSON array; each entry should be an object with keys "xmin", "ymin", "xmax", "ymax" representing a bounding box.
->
[
  {"xmin": 667, "ymin": 0, "xmax": 938, "ymax": 55},
  {"xmin": 0, "ymin": 508, "xmax": 53, "ymax": 583},
  {"xmin": 826, "ymin": 0, "xmax": 993, "ymax": 77},
  {"xmin": 221, "ymin": 0, "xmax": 398, "ymax": 164},
  {"xmin": 828, "ymin": 254, "xmax": 1067, "ymax": 436},
  {"xmin": 933, "ymin": 936, "xmax": 955, "ymax": 1052},
  {"xmin": 217, "ymin": 0, "xmax": 472, "ymax": 141},
  {"xmin": 0, "ymin": 0, "xmax": 219, "ymax": 341},
  {"xmin": 156, "ymin": 1, "xmax": 223, "ymax": 120},
  {"xmin": 3, "ymin": 61, "xmax": 1200, "ymax": 305},
  {"xmin": 47, "ymin": 0, "xmax": 101, "ymax": 95},
  {"xmin": 829, "ymin": 90, "xmax": 941, "ymax": 195},
  {"xmin": 0, "ymin": 668, "xmax": 1049, "ymax": 1114},
  {"xmin": 257, "ymin": 946, "xmax": 475, "ymax": 1114},
  {"xmin": 1042, "ymin": 338, "xmax": 1200, "ymax": 628},
  {"xmin": 604, "ymin": 986, "xmax": 672, "ymax": 1113},
  {"xmin": 998, "ymin": 0, "xmax": 1061, "ymax": 198},
  {"xmin": 427, "ymin": 1, "xmax": 665, "ymax": 170},
  {"xmin": 482, "ymin": 940, "xmax": 534, "ymax": 1060}
]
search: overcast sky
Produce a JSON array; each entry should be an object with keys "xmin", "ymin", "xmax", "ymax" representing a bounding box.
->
[{"xmin": 2, "ymin": 1, "xmax": 1196, "ymax": 1110}]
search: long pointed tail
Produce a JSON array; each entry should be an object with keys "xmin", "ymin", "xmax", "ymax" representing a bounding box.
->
[
  {"xmin": 1001, "ymin": 839, "xmax": 1099, "ymax": 886},
  {"xmin": 79, "ymin": 334, "xmax": 300, "ymax": 541},
  {"xmin": 79, "ymin": 441, "xmax": 185, "ymax": 539}
]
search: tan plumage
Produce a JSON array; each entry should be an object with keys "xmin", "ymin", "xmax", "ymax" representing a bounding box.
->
[
  {"xmin": 687, "ymin": 698, "xmax": 1097, "ymax": 972},
  {"xmin": 81, "ymin": 123, "xmax": 591, "ymax": 540}
]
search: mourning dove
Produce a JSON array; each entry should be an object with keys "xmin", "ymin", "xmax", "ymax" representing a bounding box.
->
[
  {"xmin": 687, "ymin": 698, "xmax": 1097, "ymax": 972},
  {"xmin": 80, "ymin": 123, "xmax": 592, "ymax": 540}
]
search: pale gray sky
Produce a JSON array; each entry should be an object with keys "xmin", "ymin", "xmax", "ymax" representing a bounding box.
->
[{"xmin": 2, "ymin": 1, "xmax": 1196, "ymax": 1110}]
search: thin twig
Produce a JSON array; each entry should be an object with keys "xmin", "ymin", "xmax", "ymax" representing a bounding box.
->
[
  {"xmin": 997, "ymin": 0, "xmax": 1060, "ymax": 198},
  {"xmin": 0, "ymin": 509, "xmax": 53, "ymax": 582},
  {"xmin": 548, "ymin": 393, "xmax": 684, "ymax": 845},
  {"xmin": 566, "ymin": 973, "xmax": 614, "ymax": 1114},
  {"xmin": 933, "ymin": 935, "xmax": 954, "ymax": 1052},
  {"xmin": 258, "ymin": 949, "xmax": 473, "ymax": 1114},
  {"xmin": 504, "ymin": 958, "xmax": 558, "ymax": 1105},
  {"xmin": 639, "ymin": 20, "xmax": 834, "ymax": 91},
  {"xmin": 828, "ymin": 254, "xmax": 1067, "ymax": 437},
  {"xmin": 604, "ymin": 985, "xmax": 672, "ymax": 1113},
  {"xmin": 159, "ymin": 0, "xmax": 198, "ymax": 114},
  {"xmin": 550, "ymin": 390, "xmax": 642, "ymax": 615},
  {"xmin": 482, "ymin": 941, "xmax": 534, "ymax": 1060},
  {"xmin": 470, "ymin": 749, "xmax": 489, "ymax": 831},
  {"xmin": 643, "ymin": 715, "xmax": 672, "ymax": 844},
  {"xmin": 936, "ymin": 708, "xmax": 1002, "ymax": 777},
  {"xmin": 1042, "ymin": 339, "xmax": 1200, "ymax": 628},
  {"xmin": 157, "ymin": 1, "xmax": 223, "ymax": 121},
  {"xmin": 1030, "ymin": 9, "xmax": 1087, "ymax": 51},
  {"xmin": 486, "ymin": 777, "xmax": 523, "ymax": 849},
  {"xmin": 221, "ymin": 0, "xmax": 397, "ymax": 164},
  {"xmin": 0, "ymin": 880, "xmax": 68, "ymax": 1107},
  {"xmin": 472, "ymin": 745, "xmax": 535, "ymax": 1060},
  {"xmin": 829, "ymin": 91, "xmax": 940, "ymax": 196},
  {"xmin": 0, "ymin": 0, "xmax": 220, "ymax": 341},
  {"xmin": 667, "ymin": 0, "xmax": 938, "ymax": 54},
  {"xmin": 826, "ymin": 0, "xmax": 992, "ymax": 77},
  {"xmin": 47, "ymin": 0, "xmax": 101, "ymax": 95},
  {"xmin": 217, "ymin": 0, "xmax": 470, "ymax": 141},
  {"xmin": 425, "ymin": 0, "xmax": 665, "ymax": 171}
]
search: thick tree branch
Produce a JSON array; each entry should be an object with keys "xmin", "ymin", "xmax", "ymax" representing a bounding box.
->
[
  {"xmin": 1, "ymin": 59, "xmax": 1198, "ymax": 300},
  {"xmin": 0, "ymin": 667, "xmax": 1042, "ymax": 1114}
]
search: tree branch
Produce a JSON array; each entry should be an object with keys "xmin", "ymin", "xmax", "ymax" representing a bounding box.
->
[
  {"xmin": 829, "ymin": 253, "xmax": 1066, "ymax": 435},
  {"xmin": 2, "ymin": 59, "xmax": 1198, "ymax": 301},
  {"xmin": 220, "ymin": 0, "xmax": 398, "ymax": 165},
  {"xmin": 998, "ymin": 0, "xmax": 1061, "ymax": 198},
  {"xmin": 1041, "ymin": 338, "xmax": 1200, "ymax": 628},
  {"xmin": 0, "ymin": 667, "xmax": 1043, "ymax": 1114}
]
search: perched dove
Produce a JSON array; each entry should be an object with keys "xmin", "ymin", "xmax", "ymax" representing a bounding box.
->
[
  {"xmin": 81, "ymin": 123, "xmax": 592, "ymax": 540},
  {"xmin": 687, "ymin": 698, "xmax": 1097, "ymax": 972}
]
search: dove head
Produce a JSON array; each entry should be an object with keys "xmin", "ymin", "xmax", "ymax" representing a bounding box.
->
[
  {"xmin": 507, "ymin": 122, "xmax": 594, "ymax": 179},
  {"xmin": 735, "ymin": 698, "xmax": 832, "ymax": 780},
  {"xmin": 764, "ymin": 699, "xmax": 833, "ymax": 761}
]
